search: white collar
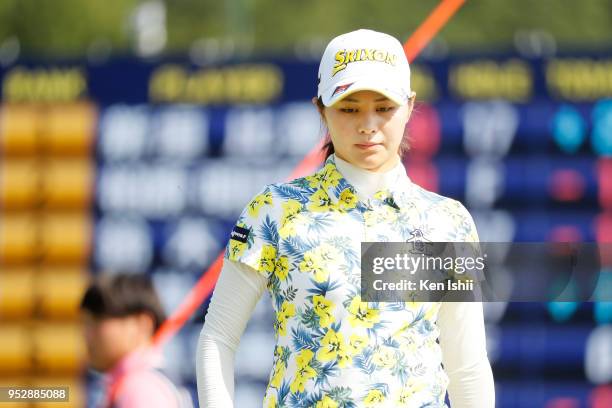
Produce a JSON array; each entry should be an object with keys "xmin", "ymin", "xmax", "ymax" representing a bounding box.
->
[{"xmin": 333, "ymin": 154, "xmax": 409, "ymax": 201}]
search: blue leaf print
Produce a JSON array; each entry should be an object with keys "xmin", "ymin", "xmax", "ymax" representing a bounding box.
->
[
  {"xmin": 304, "ymin": 390, "xmax": 324, "ymax": 408},
  {"xmin": 281, "ymin": 236, "xmax": 314, "ymax": 258},
  {"xmin": 306, "ymin": 277, "xmax": 341, "ymax": 296},
  {"xmin": 327, "ymin": 387, "xmax": 357, "ymax": 408},
  {"xmin": 330, "ymin": 321, "xmax": 341, "ymax": 333},
  {"xmin": 275, "ymin": 183, "xmax": 307, "ymax": 203},
  {"xmin": 278, "ymin": 380, "xmax": 291, "ymax": 403},
  {"xmin": 288, "ymin": 391, "xmax": 309, "ymax": 408},
  {"xmin": 382, "ymin": 336, "xmax": 400, "ymax": 349},
  {"xmin": 290, "ymin": 176, "xmax": 320, "ymax": 194},
  {"xmin": 306, "ymin": 212, "xmax": 335, "ymax": 234},
  {"xmin": 347, "ymin": 208, "xmax": 365, "ymax": 222},
  {"xmin": 368, "ymin": 382, "xmax": 390, "ymax": 396},
  {"xmin": 391, "ymin": 356, "xmax": 410, "ymax": 384},
  {"xmin": 353, "ymin": 346, "xmax": 376, "ymax": 375},
  {"xmin": 327, "ymin": 236, "xmax": 359, "ymax": 267},
  {"xmin": 385, "ymin": 302, "xmax": 407, "ymax": 312},
  {"xmin": 299, "ymin": 306, "xmax": 320, "ymax": 331},
  {"xmin": 316, "ymin": 361, "xmax": 339, "ymax": 388},
  {"xmin": 259, "ymin": 215, "xmax": 279, "ymax": 246},
  {"xmin": 291, "ymin": 326, "xmax": 318, "ymax": 351}
]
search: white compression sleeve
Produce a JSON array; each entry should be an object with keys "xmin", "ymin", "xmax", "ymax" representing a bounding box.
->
[
  {"xmin": 195, "ymin": 259, "xmax": 267, "ymax": 408},
  {"xmin": 437, "ymin": 302, "xmax": 495, "ymax": 408}
]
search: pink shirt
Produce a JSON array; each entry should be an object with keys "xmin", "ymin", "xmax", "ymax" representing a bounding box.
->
[{"xmin": 102, "ymin": 347, "xmax": 179, "ymax": 408}]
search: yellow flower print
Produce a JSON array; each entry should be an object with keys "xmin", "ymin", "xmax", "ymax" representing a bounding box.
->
[
  {"xmin": 295, "ymin": 348, "xmax": 314, "ymax": 367},
  {"xmin": 397, "ymin": 330, "xmax": 419, "ymax": 355},
  {"xmin": 299, "ymin": 250, "xmax": 328, "ymax": 282},
  {"xmin": 266, "ymin": 394, "xmax": 277, "ymax": 408},
  {"xmin": 275, "ymin": 301, "xmax": 296, "ymax": 336},
  {"xmin": 259, "ymin": 244, "xmax": 277, "ymax": 274},
  {"xmin": 308, "ymin": 189, "xmax": 334, "ymax": 213},
  {"xmin": 298, "ymin": 243, "xmax": 341, "ymax": 283},
  {"xmin": 347, "ymin": 296, "xmax": 381, "ymax": 328},
  {"xmin": 305, "ymin": 172, "xmax": 325, "ymax": 189},
  {"xmin": 315, "ymin": 395, "xmax": 339, "ymax": 408},
  {"xmin": 274, "ymin": 256, "xmax": 289, "ymax": 281},
  {"xmin": 338, "ymin": 188, "xmax": 358, "ymax": 211},
  {"xmin": 318, "ymin": 328, "xmax": 351, "ymax": 367},
  {"xmin": 364, "ymin": 389, "xmax": 385, "ymax": 407},
  {"xmin": 348, "ymin": 333, "xmax": 368, "ymax": 355},
  {"xmin": 278, "ymin": 199, "xmax": 303, "ymax": 238},
  {"xmin": 306, "ymin": 163, "xmax": 342, "ymax": 190},
  {"xmin": 228, "ymin": 239, "xmax": 247, "ymax": 261},
  {"xmin": 282, "ymin": 199, "xmax": 302, "ymax": 220},
  {"xmin": 290, "ymin": 349, "xmax": 317, "ymax": 393},
  {"xmin": 247, "ymin": 190, "xmax": 273, "ymax": 217},
  {"xmin": 312, "ymin": 295, "xmax": 335, "ymax": 327},
  {"xmin": 396, "ymin": 378, "xmax": 425, "ymax": 405},
  {"xmin": 372, "ymin": 346, "xmax": 396, "ymax": 369},
  {"xmin": 315, "ymin": 243, "xmax": 340, "ymax": 264},
  {"xmin": 270, "ymin": 358, "xmax": 285, "ymax": 388},
  {"xmin": 279, "ymin": 302, "xmax": 295, "ymax": 319},
  {"xmin": 304, "ymin": 174, "xmax": 322, "ymax": 189},
  {"xmin": 373, "ymin": 189, "xmax": 390, "ymax": 200},
  {"xmin": 321, "ymin": 163, "xmax": 342, "ymax": 189}
]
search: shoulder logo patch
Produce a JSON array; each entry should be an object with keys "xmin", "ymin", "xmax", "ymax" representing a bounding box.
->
[{"xmin": 230, "ymin": 225, "xmax": 250, "ymax": 243}]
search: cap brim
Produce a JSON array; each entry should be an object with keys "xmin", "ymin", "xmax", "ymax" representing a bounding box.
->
[{"xmin": 321, "ymin": 78, "xmax": 410, "ymax": 107}]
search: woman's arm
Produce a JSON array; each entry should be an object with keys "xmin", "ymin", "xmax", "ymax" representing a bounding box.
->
[
  {"xmin": 437, "ymin": 301, "xmax": 495, "ymax": 407},
  {"xmin": 195, "ymin": 259, "xmax": 267, "ymax": 408}
]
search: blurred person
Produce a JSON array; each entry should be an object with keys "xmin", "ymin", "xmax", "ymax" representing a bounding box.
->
[
  {"xmin": 197, "ymin": 29, "xmax": 494, "ymax": 407},
  {"xmin": 81, "ymin": 273, "xmax": 193, "ymax": 408}
]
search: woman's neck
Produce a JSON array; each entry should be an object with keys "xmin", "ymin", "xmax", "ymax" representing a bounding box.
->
[{"xmin": 333, "ymin": 154, "xmax": 406, "ymax": 199}]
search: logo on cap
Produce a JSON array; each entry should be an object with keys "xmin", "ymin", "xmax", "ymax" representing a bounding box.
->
[
  {"xmin": 332, "ymin": 82, "xmax": 355, "ymax": 98},
  {"xmin": 332, "ymin": 48, "xmax": 398, "ymax": 76}
]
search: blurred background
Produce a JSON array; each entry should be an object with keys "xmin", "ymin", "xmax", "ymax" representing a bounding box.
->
[{"xmin": 0, "ymin": 0, "xmax": 611, "ymax": 407}]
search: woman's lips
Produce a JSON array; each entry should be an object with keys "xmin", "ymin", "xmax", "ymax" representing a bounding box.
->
[{"xmin": 355, "ymin": 143, "xmax": 381, "ymax": 149}]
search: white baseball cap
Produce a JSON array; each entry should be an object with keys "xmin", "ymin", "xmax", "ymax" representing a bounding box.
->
[{"xmin": 317, "ymin": 29, "xmax": 413, "ymax": 107}]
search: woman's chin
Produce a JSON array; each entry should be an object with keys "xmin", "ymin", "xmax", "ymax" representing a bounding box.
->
[{"xmin": 354, "ymin": 154, "xmax": 392, "ymax": 171}]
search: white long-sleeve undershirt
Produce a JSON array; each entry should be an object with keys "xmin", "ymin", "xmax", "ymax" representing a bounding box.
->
[{"xmin": 196, "ymin": 155, "xmax": 495, "ymax": 407}]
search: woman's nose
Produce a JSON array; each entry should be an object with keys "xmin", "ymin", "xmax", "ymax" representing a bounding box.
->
[{"xmin": 358, "ymin": 114, "xmax": 378, "ymax": 135}]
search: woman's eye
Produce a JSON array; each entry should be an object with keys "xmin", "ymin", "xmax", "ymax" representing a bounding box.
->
[
  {"xmin": 377, "ymin": 106, "xmax": 394, "ymax": 112},
  {"xmin": 340, "ymin": 108, "xmax": 356, "ymax": 113}
]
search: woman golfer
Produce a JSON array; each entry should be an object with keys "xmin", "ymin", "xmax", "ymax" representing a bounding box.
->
[{"xmin": 197, "ymin": 29, "xmax": 495, "ymax": 408}]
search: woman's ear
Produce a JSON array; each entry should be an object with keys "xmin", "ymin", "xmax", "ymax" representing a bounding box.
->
[
  {"xmin": 408, "ymin": 92, "xmax": 416, "ymax": 109},
  {"xmin": 313, "ymin": 97, "xmax": 327, "ymax": 125},
  {"xmin": 405, "ymin": 92, "xmax": 417, "ymax": 123}
]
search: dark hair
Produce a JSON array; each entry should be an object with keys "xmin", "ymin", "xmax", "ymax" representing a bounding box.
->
[
  {"xmin": 80, "ymin": 273, "xmax": 166, "ymax": 332},
  {"xmin": 316, "ymin": 97, "xmax": 412, "ymax": 160}
]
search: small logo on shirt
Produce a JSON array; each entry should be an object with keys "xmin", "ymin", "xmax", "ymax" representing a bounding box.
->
[
  {"xmin": 406, "ymin": 229, "xmax": 435, "ymax": 255},
  {"xmin": 230, "ymin": 226, "xmax": 250, "ymax": 243}
]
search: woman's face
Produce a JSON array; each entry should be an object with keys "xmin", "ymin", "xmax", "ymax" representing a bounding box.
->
[{"xmin": 318, "ymin": 90, "xmax": 414, "ymax": 172}]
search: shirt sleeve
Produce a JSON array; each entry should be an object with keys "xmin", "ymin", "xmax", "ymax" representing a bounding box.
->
[
  {"xmin": 438, "ymin": 302, "xmax": 495, "ymax": 408},
  {"xmin": 437, "ymin": 200, "xmax": 495, "ymax": 407},
  {"xmin": 224, "ymin": 186, "xmax": 280, "ymax": 277},
  {"xmin": 196, "ymin": 259, "xmax": 267, "ymax": 408}
]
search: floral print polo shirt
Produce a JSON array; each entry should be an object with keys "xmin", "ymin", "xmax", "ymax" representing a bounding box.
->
[{"xmin": 224, "ymin": 155, "xmax": 479, "ymax": 408}]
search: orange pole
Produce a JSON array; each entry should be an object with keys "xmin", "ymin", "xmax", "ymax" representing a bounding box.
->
[
  {"xmin": 404, "ymin": 0, "xmax": 466, "ymax": 63},
  {"xmin": 152, "ymin": 0, "xmax": 467, "ymax": 347}
]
